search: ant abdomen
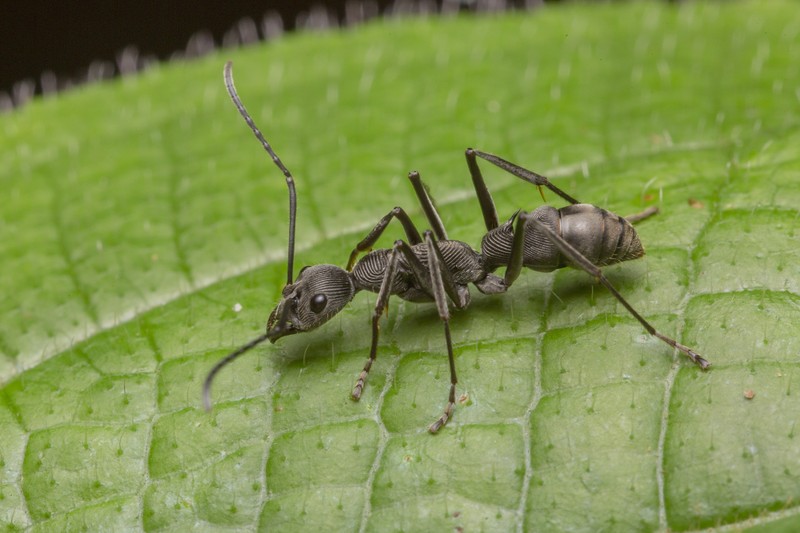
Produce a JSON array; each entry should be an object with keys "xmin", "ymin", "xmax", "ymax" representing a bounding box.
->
[
  {"xmin": 481, "ymin": 204, "xmax": 644, "ymax": 273},
  {"xmin": 557, "ymin": 204, "xmax": 644, "ymax": 268}
]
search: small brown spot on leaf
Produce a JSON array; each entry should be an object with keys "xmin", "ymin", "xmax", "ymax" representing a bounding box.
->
[
  {"xmin": 458, "ymin": 393, "xmax": 469, "ymax": 405},
  {"xmin": 688, "ymin": 198, "xmax": 704, "ymax": 209},
  {"xmin": 744, "ymin": 389, "xmax": 756, "ymax": 400}
]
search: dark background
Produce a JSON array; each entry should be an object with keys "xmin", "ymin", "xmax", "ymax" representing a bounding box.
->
[{"xmin": 1, "ymin": 0, "xmax": 545, "ymax": 107}]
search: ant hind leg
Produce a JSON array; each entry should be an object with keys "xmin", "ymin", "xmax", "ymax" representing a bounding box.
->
[
  {"xmin": 471, "ymin": 150, "xmax": 581, "ymax": 205},
  {"xmin": 625, "ymin": 206, "xmax": 659, "ymax": 224},
  {"xmin": 523, "ymin": 213, "xmax": 711, "ymax": 369}
]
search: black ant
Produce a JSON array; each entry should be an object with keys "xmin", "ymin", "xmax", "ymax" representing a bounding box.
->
[{"xmin": 204, "ymin": 61, "xmax": 710, "ymax": 433}]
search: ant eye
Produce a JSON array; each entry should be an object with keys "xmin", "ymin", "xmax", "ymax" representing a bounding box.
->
[{"xmin": 310, "ymin": 294, "xmax": 327, "ymax": 313}]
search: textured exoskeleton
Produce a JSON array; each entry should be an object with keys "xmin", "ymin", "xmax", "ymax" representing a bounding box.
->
[{"xmin": 204, "ymin": 62, "xmax": 710, "ymax": 433}]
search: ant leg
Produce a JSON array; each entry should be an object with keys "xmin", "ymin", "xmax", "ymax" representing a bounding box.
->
[
  {"xmin": 407, "ymin": 171, "xmax": 448, "ymax": 240},
  {"xmin": 351, "ymin": 235, "xmax": 469, "ymax": 401},
  {"xmin": 423, "ymin": 231, "xmax": 459, "ymax": 433},
  {"xmin": 393, "ymin": 240, "xmax": 469, "ymax": 310},
  {"xmin": 472, "ymin": 150, "xmax": 581, "ymax": 205},
  {"xmin": 501, "ymin": 211, "xmax": 529, "ymax": 290},
  {"xmin": 625, "ymin": 206, "xmax": 659, "ymax": 224},
  {"xmin": 347, "ymin": 207, "xmax": 422, "ymax": 271},
  {"xmin": 351, "ymin": 233, "xmax": 467, "ymax": 427},
  {"xmin": 351, "ymin": 242, "xmax": 402, "ymax": 400},
  {"xmin": 522, "ymin": 213, "xmax": 711, "ymax": 369},
  {"xmin": 465, "ymin": 148, "xmax": 500, "ymax": 231}
]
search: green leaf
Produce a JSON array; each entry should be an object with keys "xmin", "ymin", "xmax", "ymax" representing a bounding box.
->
[{"xmin": 2, "ymin": 2, "xmax": 800, "ymax": 530}]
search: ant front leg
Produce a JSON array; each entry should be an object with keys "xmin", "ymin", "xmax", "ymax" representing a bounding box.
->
[
  {"xmin": 351, "ymin": 242, "xmax": 403, "ymax": 401},
  {"xmin": 347, "ymin": 207, "xmax": 423, "ymax": 271},
  {"xmin": 522, "ymin": 213, "xmax": 711, "ymax": 369}
]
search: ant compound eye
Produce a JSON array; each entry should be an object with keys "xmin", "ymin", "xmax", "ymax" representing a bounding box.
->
[{"xmin": 310, "ymin": 294, "xmax": 327, "ymax": 314}]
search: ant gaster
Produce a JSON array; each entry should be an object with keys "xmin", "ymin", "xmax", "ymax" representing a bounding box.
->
[{"xmin": 204, "ymin": 61, "xmax": 711, "ymax": 433}]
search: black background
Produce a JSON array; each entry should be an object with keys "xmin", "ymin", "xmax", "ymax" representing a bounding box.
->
[{"xmin": 1, "ymin": 0, "xmax": 545, "ymax": 105}]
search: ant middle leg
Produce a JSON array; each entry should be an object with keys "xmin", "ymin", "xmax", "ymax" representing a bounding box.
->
[
  {"xmin": 350, "ymin": 233, "xmax": 466, "ymax": 433},
  {"xmin": 350, "ymin": 237, "xmax": 446, "ymax": 400},
  {"xmin": 407, "ymin": 171, "xmax": 447, "ymax": 240},
  {"xmin": 421, "ymin": 231, "xmax": 461, "ymax": 433},
  {"xmin": 347, "ymin": 168, "xmax": 451, "ymax": 271},
  {"xmin": 384, "ymin": 231, "xmax": 468, "ymax": 432}
]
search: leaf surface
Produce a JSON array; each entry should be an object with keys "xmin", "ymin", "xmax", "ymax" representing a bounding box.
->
[{"xmin": 1, "ymin": 2, "xmax": 799, "ymax": 531}]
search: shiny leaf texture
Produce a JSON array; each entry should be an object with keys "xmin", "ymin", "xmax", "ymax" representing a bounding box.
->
[{"xmin": 1, "ymin": 2, "xmax": 799, "ymax": 531}]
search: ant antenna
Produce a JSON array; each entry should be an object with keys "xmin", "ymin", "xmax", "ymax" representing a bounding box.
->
[
  {"xmin": 224, "ymin": 60, "xmax": 297, "ymax": 286},
  {"xmin": 205, "ymin": 63, "xmax": 299, "ymax": 412},
  {"xmin": 203, "ymin": 291, "xmax": 294, "ymax": 411},
  {"xmin": 203, "ymin": 332, "xmax": 270, "ymax": 411}
]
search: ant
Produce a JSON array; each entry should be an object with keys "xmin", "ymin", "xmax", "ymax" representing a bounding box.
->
[{"xmin": 204, "ymin": 61, "xmax": 710, "ymax": 433}]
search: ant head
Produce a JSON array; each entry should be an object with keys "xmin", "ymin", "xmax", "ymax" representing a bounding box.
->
[{"xmin": 266, "ymin": 264, "xmax": 356, "ymax": 342}]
